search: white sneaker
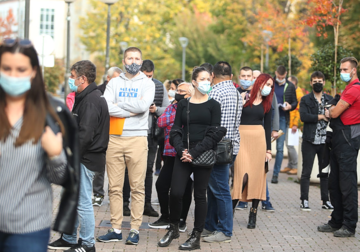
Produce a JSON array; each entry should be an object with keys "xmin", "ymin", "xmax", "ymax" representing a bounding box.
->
[
  {"xmin": 322, "ymin": 201, "xmax": 334, "ymax": 211},
  {"xmin": 300, "ymin": 200, "xmax": 311, "ymax": 211}
]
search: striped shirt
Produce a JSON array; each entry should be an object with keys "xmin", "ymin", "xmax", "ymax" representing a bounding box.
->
[{"xmin": 0, "ymin": 118, "xmax": 67, "ymax": 234}]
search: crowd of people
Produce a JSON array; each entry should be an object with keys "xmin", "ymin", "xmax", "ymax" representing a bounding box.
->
[{"xmin": 0, "ymin": 38, "xmax": 359, "ymax": 252}]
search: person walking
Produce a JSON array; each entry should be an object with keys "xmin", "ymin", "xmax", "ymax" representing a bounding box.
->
[
  {"xmin": 158, "ymin": 67, "xmax": 225, "ymax": 250},
  {"xmin": 232, "ymin": 74, "xmax": 274, "ymax": 229}
]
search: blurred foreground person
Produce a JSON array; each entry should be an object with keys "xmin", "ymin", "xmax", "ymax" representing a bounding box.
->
[{"xmin": 0, "ymin": 39, "xmax": 78, "ymax": 252}]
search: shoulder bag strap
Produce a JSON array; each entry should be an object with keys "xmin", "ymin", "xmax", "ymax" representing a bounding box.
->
[{"xmin": 187, "ymin": 98, "xmax": 190, "ymax": 150}]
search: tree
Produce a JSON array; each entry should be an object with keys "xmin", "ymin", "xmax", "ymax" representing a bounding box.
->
[
  {"xmin": 310, "ymin": 43, "xmax": 353, "ymax": 93},
  {"xmin": 0, "ymin": 8, "xmax": 17, "ymax": 39},
  {"xmin": 44, "ymin": 59, "xmax": 65, "ymax": 94}
]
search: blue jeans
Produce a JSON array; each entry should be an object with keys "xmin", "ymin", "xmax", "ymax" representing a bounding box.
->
[
  {"xmin": 273, "ymin": 115, "xmax": 288, "ymax": 176},
  {"xmin": 0, "ymin": 228, "xmax": 50, "ymax": 252},
  {"xmin": 262, "ymin": 181, "xmax": 270, "ymax": 205},
  {"xmin": 205, "ymin": 156, "xmax": 235, "ymax": 237},
  {"xmin": 63, "ymin": 164, "xmax": 96, "ymax": 246}
]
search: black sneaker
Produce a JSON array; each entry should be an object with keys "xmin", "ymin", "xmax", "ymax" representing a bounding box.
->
[
  {"xmin": 92, "ymin": 194, "xmax": 104, "ymax": 207},
  {"xmin": 334, "ymin": 226, "xmax": 355, "ymax": 237},
  {"xmin": 300, "ymin": 200, "xmax": 311, "ymax": 211},
  {"xmin": 322, "ymin": 201, "xmax": 334, "ymax": 211},
  {"xmin": 123, "ymin": 202, "xmax": 131, "ymax": 216},
  {"xmin": 48, "ymin": 237, "xmax": 76, "ymax": 250},
  {"xmin": 148, "ymin": 216, "xmax": 170, "ymax": 229},
  {"xmin": 271, "ymin": 175, "xmax": 278, "ymax": 184},
  {"xmin": 179, "ymin": 219, "xmax": 187, "ymax": 233},
  {"xmin": 318, "ymin": 223, "xmax": 339, "ymax": 233},
  {"xmin": 64, "ymin": 244, "xmax": 96, "ymax": 252},
  {"xmin": 143, "ymin": 203, "xmax": 159, "ymax": 217}
]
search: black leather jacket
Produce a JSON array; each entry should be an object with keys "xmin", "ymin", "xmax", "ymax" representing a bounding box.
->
[
  {"xmin": 300, "ymin": 92, "xmax": 333, "ymax": 142},
  {"xmin": 47, "ymin": 95, "xmax": 80, "ymax": 235}
]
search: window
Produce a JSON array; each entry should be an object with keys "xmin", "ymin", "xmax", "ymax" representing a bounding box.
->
[{"xmin": 40, "ymin": 8, "xmax": 54, "ymax": 38}]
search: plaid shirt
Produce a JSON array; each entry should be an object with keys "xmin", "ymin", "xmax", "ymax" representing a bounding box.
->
[
  {"xmin": 157, "ymin": 103, "xmax": 177, "ymax": 157},
  {"xmin": 209, "ymin": 80, "xmax": 243, "ymax": 155}
]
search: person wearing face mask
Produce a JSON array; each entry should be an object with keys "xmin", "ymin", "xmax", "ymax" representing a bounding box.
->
[
  {"xmin": 158, "ymin": 67, "xmax": 225, "ymax": 250},
  {"xmin": 149, "ymin": 83, "xmax": 194, "ymax": 233},
  {"xmin": 271, "ymin": 65, "xmax": 298, "ymax": 184},
  {"xmin": 318, "ymin": 57, "xmax": 360, "ymax": 237},
  {"xmin": 99, "ymin": 47, "xmax": 155, "ymax": 245},
  {"xmin": 298, "ymin": 71, "xmax": 333, "ymax": 212},
  {"xmin": 232, "ymin": 74, "xmax": 274, "ymax": 229},
  {"xmin": 164, "ymin": 79, "xmax": 182, "ymax": 103}
]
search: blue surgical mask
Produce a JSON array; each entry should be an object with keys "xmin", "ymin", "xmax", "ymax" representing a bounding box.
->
[
  {"xmin": 0, "ymin": 72, "xmax": 32, "ymax": 97},
  {"xmin": 276, "ymin": 78, "xmax": 286, "ymax": 84},
  {"xmin": 240, "ymin": 79, "xmax": 254, "ymax": 89},
  {"xmin": 196, "ymin": 81, "xmax": 211, "ymax": 94},
  {"xmin": 261, "ymin": 85, "xmax": 272, "ymax": 96},
  {"xmin": 68, "ymin": 78, "xmax": 78, "ymax": 92},
  {"xmin": 340, "ymin": 72, "xmax": 352, "ymax": 82}
]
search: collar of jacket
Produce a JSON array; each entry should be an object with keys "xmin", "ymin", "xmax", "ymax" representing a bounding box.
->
[{"xmin": 75, "ymin": 82, "xmax": 98, "ymax": 104}]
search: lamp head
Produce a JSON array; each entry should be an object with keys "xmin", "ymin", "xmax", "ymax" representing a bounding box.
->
[{"xmin": 179, "ymin": 37, "xmax": 189, "ymax": 48}]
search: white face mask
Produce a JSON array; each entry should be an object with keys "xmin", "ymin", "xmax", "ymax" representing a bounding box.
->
[
  {"xmin": 261, "ymin": 85, "xmax": 272, "ymax": 96},
  {"xmin": 196, "ymin": 80, "xmax": 211, "ymax": 94},
  {"xmin": 168, "ymin": 89, "xmax": 176, "ymax": 97}
]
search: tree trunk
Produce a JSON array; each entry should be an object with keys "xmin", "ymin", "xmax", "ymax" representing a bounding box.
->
[{"xmin": 288, "ymin": 36, "xmax": 291, "ymax": 76}]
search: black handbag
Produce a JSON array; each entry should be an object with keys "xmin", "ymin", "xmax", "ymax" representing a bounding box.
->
[
  {"xmin": 215, "ymin": 91, "xmax": 239, "ymax": 164},
  {"xmin": 186, "ymin": 98, "xmax": 216, "ymax": 167}
]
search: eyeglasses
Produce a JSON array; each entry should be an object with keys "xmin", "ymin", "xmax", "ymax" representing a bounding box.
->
[{"xmin": 2, "ymin": 38, "xmax": 33, "ymax": 48}]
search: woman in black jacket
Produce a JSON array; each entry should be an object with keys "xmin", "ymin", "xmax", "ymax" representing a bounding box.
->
[{"xmin": 158, "ymin": 67, "xmax": 225, "ymax": 250}]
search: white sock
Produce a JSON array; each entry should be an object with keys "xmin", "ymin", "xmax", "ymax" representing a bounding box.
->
[
  {"xmin": 130, "ymin": 229, "xmax": 139, "ymax": 234},
  {"xmin": 113, "ymin": 228, "xmax": 121, "ymax": 234}
]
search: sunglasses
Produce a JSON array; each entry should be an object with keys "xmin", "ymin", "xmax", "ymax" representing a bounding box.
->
[{"xmin": 2, "ymin": 38, "xmax": 33, "ymax": 48}]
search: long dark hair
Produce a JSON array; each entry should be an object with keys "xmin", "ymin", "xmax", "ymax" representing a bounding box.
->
[
  {"xmin": 0, "ymin": 40, "xmax": 64, "ymax": 146},
  {"xmin": 244, "ymin": 73, "xmax": 274, "ymax": 113}
]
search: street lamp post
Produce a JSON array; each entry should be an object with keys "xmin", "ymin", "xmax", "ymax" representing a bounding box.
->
[
  {"xmin": 24, "ymin": 0, "xmax": 30, "ymax": 39},
  {"xmin": 120, "ymin": 41, "xmax": 128, "ymax": 71},
  {"xmin": 262, "ymin": 30, "xmax": 273, "ymax": 71},
  {"xmin": 179, "ymin": 37, "xmax": 189, "ymax": 81},
  {"xmin": 64, "ymin": 0, "xmax": 77, "ymax": 102},
  {"xmin": 100, "ymin": 0, "xmax": 118, "ymax": 80}
]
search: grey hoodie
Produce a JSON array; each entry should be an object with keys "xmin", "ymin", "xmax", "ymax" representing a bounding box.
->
[{"xmin": 104, "ymin": 72, "xmax": 155, "ymax": 137}]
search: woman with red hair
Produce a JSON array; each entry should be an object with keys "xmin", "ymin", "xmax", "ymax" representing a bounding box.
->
[{"xmin": 232, "ymin": 73, "xmax": 274, "ymax": 229}]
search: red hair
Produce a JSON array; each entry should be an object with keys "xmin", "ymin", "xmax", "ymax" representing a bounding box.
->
[{"xmin": 244, "ymin": 73, "xmax": 274, "ymax": 113}]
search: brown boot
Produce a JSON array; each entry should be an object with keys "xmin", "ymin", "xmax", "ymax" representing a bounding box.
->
[
  {"xmin": 280, "ymin": 167, "xmax": 291, "ymax": 173},
  {"xmin": 287, "ymin": 169, "xmax": 298, "ymax": 175}
]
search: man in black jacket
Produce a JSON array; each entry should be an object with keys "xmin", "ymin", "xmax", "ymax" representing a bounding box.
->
[
  {"xmin": 271, "ymin": 65, "xmax": 297, "ymax": 184},
  {"xmin": 49, "ymin": 60, "xmax": 110, "ymax": 252},
  {"xmin": 299, "ymin": 71, "xmax": 333, "ymax": 212}
]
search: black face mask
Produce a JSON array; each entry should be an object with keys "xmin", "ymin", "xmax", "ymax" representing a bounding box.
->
[
  {"xmin": 313, "ymin": 82, "xmax": 323, "ymax": 93},
  {"xmin": 175, "ymin": 93, "xmax": 186, "ymax": 102}
]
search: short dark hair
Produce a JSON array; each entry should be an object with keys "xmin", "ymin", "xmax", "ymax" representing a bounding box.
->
[
  {"xmin": 240, "ymin": 66, "xmax": 252, "ymax": 72},
  {"xmin": 289, "ymin": 75, "xmax": 298, "ymax": 85},
  {"xmin": 124, "ymin": 47, "xmax": 142, "ymax": 59},
  {"xmin": 213, "ymin": 61, "xmax": 232, "ymax": 78},
  {"xmin": 141, "ymin": 59, "xmax": 155, "ymax": 72},
  {"xmin": 341, "ymin": 57, "xmax": 358, "ymax": 68},
  {"xmin": 310, "ymin": 71, "xmax": 325, "ymax": 82},
  {"xmin": 200, "ymin": 63, "xmax": 213, "ymax": 74},
  {"xmin": 276, "ymin": 65, "xmax": 287, "ymax": 75},
  {"xmin": 192, "ymin": 67, "xmax": 210, "ymax": 81},
  {"xmin": 71, "ymin": 60, "xmax": 96, "ymax": 83}
]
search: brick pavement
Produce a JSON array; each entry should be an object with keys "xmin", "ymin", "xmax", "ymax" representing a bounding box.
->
[{"xmin": 49, "ymin": 158, "xmax": 360, "ymax": 252}]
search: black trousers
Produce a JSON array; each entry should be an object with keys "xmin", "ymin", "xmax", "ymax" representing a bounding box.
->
[
  {"xmin": 156, "ymin": 137, "xmax": 165, "ymax": 171},
  {"xmin": 123, "ymin": 134, "xmax": 158, "ymax": 203},
  {"xmin": 156, "ymin": 156, "xmax": 192, "ymax": 220},
  {"xmin": 300, "ymin": 140, "xmax": 329, "ymax": 201},
  {"xmin": 170, "ymin": 156, "xmax": 213, "ymax": 232},
  {"xmin": 328, "ymin": 128, "xmax": 359, "ymax": 233},
  {"xmin": 93, "ymin": 170, "xmax": 105, "ymax": 196}
]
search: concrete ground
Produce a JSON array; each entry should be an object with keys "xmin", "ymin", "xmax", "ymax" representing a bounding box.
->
[{"xmin": 48, "ymin": 158, "xmax": 360, "ymax": 252}]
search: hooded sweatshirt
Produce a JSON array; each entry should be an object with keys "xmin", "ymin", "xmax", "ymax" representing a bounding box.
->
[{"xmin": 103, "ymin": 72, "xmax": 155, "ymax": 137}]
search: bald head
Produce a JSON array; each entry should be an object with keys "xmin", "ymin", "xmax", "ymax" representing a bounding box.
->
[{"xmin": 253, "ymin": 70, "xmax": 261, "ymax": 80}]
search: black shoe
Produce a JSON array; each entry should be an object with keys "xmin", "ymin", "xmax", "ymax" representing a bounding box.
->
[
  {"xmin": 64, "ymin": 244, "xmax": 96, "ymax": 252},
  {"xmin": 247, "ymin": 207, "xmax": 257, "ymax": 229},
  {"xmin": 179, "ymin": 219, "xmax": 187, "ymax": 233},
  {"xmin": 317, "ymin": 223, "xmax": 339, "ymax": 233},
  {"xmin": 271, "ymin": 175, "xmax": 278, "ymax": 184},
  {"xmin": 179, "ymin": 230, "xmax": 201, "ymax": 250},
  {"xmin": 333, "ymin": 226, "xmax": 355, "ymax": 237},
  {"xmin": 148, "ymin": 216, "xmax": 170, "ymax": 229},
  {"xmin": 123, "ymin": 201, "xmax": 130, "ymax": 216},
  {"xmin": 300, "ymin": 200, "xmax": 311, "ymax": 211},
  {"xmin": 48, "ymin": 237, "xmax": 76, "ymax": 250},
  {"xmin": 158, "ymin": 223, "xmax": 180, "ymax": 247},
  {"xmin": 143, "ymin": 202, "xmax": 159, "ymax": 217},
  {"xmin": 322, "ymin": 201, "xmax": 334, "ymax": 211}
]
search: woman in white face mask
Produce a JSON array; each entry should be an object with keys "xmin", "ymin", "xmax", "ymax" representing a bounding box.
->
[
  {"xmin": 158, "ymin": 67, "xmax": 225, "ymax": 250},
  {"xmin": 232, "ymin": 73, "xmax": 274, "ymax": 230},
  {"xmin": 164, "ymin": 79, "xmax": 183, "ymax": 103}
]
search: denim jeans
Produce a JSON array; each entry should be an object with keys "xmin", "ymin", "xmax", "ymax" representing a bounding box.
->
[
  {"xmin": 63, "ymin": 163, "xmax": 96, "ymax": 246},
  {"xmin": 205, "ymin": 156, "xmax": 236, "ymax": 237},
  {"xmin": 273, "ymin": 115, "xmax": 288, "ymax": 176},
  {"xmin": 261, "ymin": 181, "xmax": 270, "ymax": 205},
  {"xmin": 0, "ymin": 228, "xmax": 50, "ymax": 252}
]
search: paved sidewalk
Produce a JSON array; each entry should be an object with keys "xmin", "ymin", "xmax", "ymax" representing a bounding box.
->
[{"xmin": 49, "ymin": 158, "xmax": 360, "ymax": 252}]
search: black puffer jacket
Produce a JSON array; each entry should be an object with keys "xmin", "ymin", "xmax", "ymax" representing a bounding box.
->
[{"xmin": 170, "ymin": 125, "xmax": 227, "ymax": 159}]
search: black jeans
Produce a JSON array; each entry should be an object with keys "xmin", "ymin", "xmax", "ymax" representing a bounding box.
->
[
  {"xmin": 156, "ymin": 156, "xmax": 193, "ymax": 220},
  {"xmin": 156, "ymin": 136, "xmax": 165, "ymax": 171},
  {"xmin": 300, "ymin": 140, "xmax": 329, "ymax": 201},
  {"xmin": 93, "ymin": 171, "xmax": 105, "ymax": 196},
  {"xmin": 170, "ymin": 156, "xmax": 213, "ymax": 232},
  {"xmin": 328, "ymin": 128, "xmax": 359, "ymax": 233},
  {"xmin": 123, "ymin": 134, "xmax": 158, "ymax": 203}
]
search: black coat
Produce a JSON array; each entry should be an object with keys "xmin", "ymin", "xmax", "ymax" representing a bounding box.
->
[
  {"xmin": 72, "ymin": 82, "xmax": 110, "ymax": 173},
  {"xmin": 47, "ymin": 95, "xmax": 80, "ymax": 235},
  {"xmin": 274, "ymin": 79, "xmax": 298, "ymax": 123},
  {"xmin": 97, "ymin": 80, "xmax": 108, "ymax": 95},
  {"xmin": 300, "ymin": 92, "xmax": 333, "ymax": 142}
]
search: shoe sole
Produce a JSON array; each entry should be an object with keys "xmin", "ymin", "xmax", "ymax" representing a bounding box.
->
[
  {"xmin": 179, "ymin": 245, "xmax": 200, "ymax": 250},
  {"xmin": 148, "ymin": 224, "xmax": 169, "ymax": 229},
  {"xmin": 235, "ymin": 207, "xmax": 247, "ymax": 211},
  {"xmin": 203, "ymin": 238, "xmax": 231, "ymax": 243},
  {"xmin": 143, "ymin": 213, "xmax": 160, "ymax": 217},
  {"xmin": 126, "ymin": 240, "xmax": 138, "ymax": 245},
  {"xmin": 300, "ymin": 208, "xmax": 311, "ymax": 212},
  {"xmin": 48, "ymin": 246, "xmax": 72, "ymax": 250},
  {"xmin": 334, "ymin": 233, "xmax": 355, "ymax": 237},
  {"xmin": 262, "ymin": 209, "xmax": 275, "ymax": 212},
  {"xmin": 179, "ymin": 226, "xmax": 187, "ymax": 233},
  {"xmin": 93, "ymin": 203, "xmax": 103, "ymax": 207},
  {"xmin": 322, "ymin": 207, "xmax": 334, "ymax": 211},
  {"xmin": 97, "ymin": 238, "xmax": 122, "ymax": 243}
]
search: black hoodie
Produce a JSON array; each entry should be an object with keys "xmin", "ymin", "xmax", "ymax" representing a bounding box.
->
[{"xmin": 72, "ymin": 82, "xmax": 110, "ymax": 172}]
